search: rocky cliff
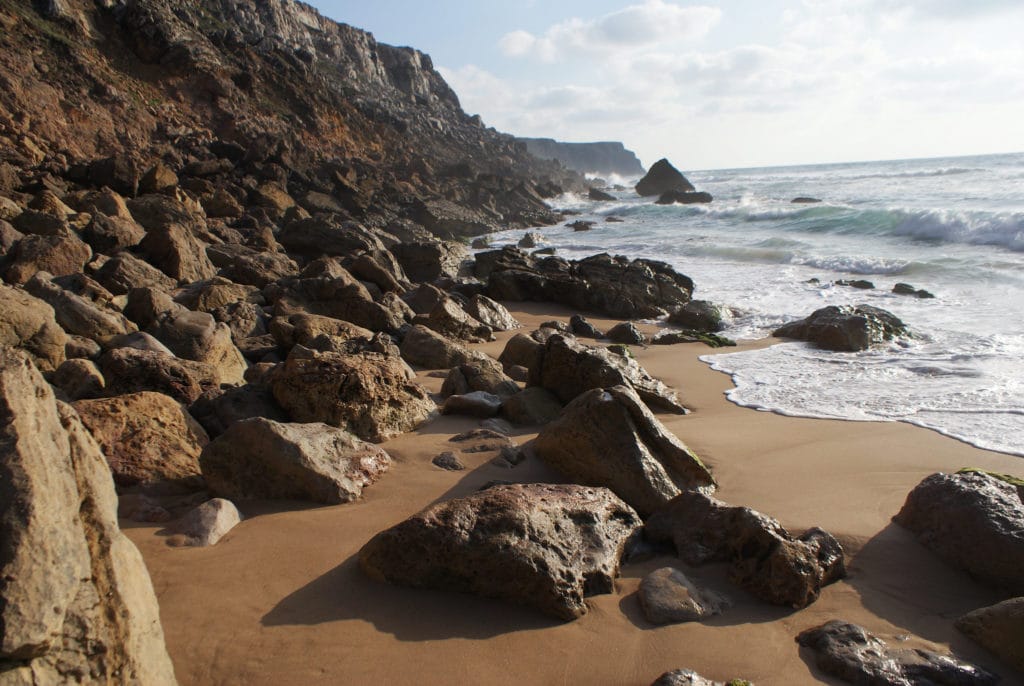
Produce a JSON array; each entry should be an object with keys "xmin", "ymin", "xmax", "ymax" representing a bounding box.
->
[
  {"xmin": 0, "ymin": 0, "xmax": 585, "ymax": 237},
  {"xmin": 519, "ymin": 138, "xmax": 645, "ymax": 178}
]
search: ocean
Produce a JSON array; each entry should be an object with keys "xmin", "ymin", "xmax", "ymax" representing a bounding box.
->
[{"xmin": 484, "ymin": 151, "xmax": 1024, "ymax": 458}]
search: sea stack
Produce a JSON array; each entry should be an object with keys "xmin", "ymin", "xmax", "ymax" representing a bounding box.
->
[{"xmin": 635, "ymin": 159, "xmax": 696, "ymax": 196}]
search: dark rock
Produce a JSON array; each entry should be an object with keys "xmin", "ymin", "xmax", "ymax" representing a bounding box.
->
[
  {"xmin": 606, "ymin": 322, "xmax": 646, "ymax": 345},
  {"xmin": 646, "ymin": 491, "xmax": 845, "ymax": 608},
  {"xmin": 501, "ymin": 387, "xmax": 563, "ymax": 426},
  {"xmin": 518, "ymin": 231, "xmax": 542, "ymax": 248},
  {"xmin": 465, "ymin": 294, "xmax": 519, "ymax": 331},
  {"xmin": 4, "ymin": 233, "xmax": 92, "ymax": 284},
  {"xmin": 797, "ymin": 620, "xmax": 998, "ymax": 686},
  {"xmin": 431, "ymin": 451, "xmax": 465, "ymax": 471},
  {"xmin": 200, "ymin": 418, "xmax": 392, "ymax": 504},
  {"xmin": 206, "ymin": 243, "xmax": 298, "ymax": 287},
  {"xmin": 391, "ymin": 240, "xmax": 468, "ymax": 282},
  {"xmin": 441, "ymin": 359, "xmax": 519, "ymax": 399},
  {"xmin": 569, "ymin": 314, "xmax": 603, "ymax": 339},
  {"xmin": 893, "ymin": 471, "xmax": 1024, "ymax": 594},
  {"xmin": 589, "ymin": 187, "xmax": 616, "ymax": 201},
  {"xmin": 399, "ymin": 324, "xmax": 483, "ymax": 369},
  {"xmin": 138, "ymin": 223, "xmax": 217, "ymax": 283},
  {"xmin": 533, "ymin": 385, "xmax": 713, "ymax": 517},
  {"xmin": 638, "ymin": 567, "xmax": 731, "ymax": 625},
  {"xmin": 188, "ymin": 383, "xmax": 288, "ymax": 438},
  {"xmin": 567, "ymin": 220, "xmax": 594, "ymax": 231},
  {"xmin": 420, "ymin": 297, "xmax": 493, "ymax": 343},
  {"xmin": 956, "ymin": 597, "xmax": 1024, "ymax": 672},
  {"xmin": 498, "ymin": 332, "xmax": 544, "ymax": 372},
  {"xmin": 836, "ymin": 279, "xmax": 874, "ymax": 290},
  {"xmin": 279, "ymin": 217, "xmax": 385, "ymax": 257},
  {"xmin": 652, "ymin": 330, "xmax": 736, "ymax": 348},
  {"xmin": 635, "ymin": 159, "xmax": 695, "ymax": 197},
  {"xmin": 81, "ymin": 212, "xmax": 146, "ymax": 254},
  {"xmin": 773, "ymin": 305, "xmax": 907, "ymax": 352},
  {"xmin": 655, "ymin": 190, "xmax": 713, "ymax": 205},
  {"xmin": 530, "ymin": 334, "xmax": 687, "ymax": 413},
  {"xmin": 51, "ymin": 358, "xmax": 105, "ymax": 400},
  {"xmin": 272, "ymin": 267, "xmax": 406, "ymax": 333},
  {"xmin": 98, "ymin": 347, "xmax": 218, "ymax": 405},
  {"xmin": 139, "ymin": 162, "xmax": 178, "ymax": 194},
  {"xmin": 791, "ymin": 197, "xmax": 821, "ymax": 204},
  {"xmin": 669, "ymin": 300, "xmax": 729, "ymax": 333},
  {"xmin": 0, "ymin": 284, "xmax": 68, "ymax": 371},
  {"xmin": 893, "ymin": 282, "xmax": 935, "ymax": 299},
  {"xmin": 94, "ymin": 253, "xmax": 177, "ymax": 296},
  {"xmin": 442, "ymin": 391, "xmax": 503, "ymax": 418},
  {"xmin": 359, "ymin": 483, "xmax": 642, "ymax": 620}
]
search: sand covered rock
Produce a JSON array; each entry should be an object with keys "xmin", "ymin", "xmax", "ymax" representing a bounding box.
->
[
  {"xmin": 200, "ymin": 418, "xmax": 392, "ymax": 504},
  {"xmin": 639, "ymin": 567, "xmax": 731, "ymax": 625},
  {"xmin": 774, "ymin": 304, "xmax": 907, "ymax": 352},
  {"xmin": 797, "ymin": 620, "xmax": 998, "ymax": 686},
  {"xmin": 359, "ymin": 483, "xmax": 642, "ymax": 620},
  {"xmin": 635, "ymin": 159, "xmax": 695, "ymax": 197},
  {"xmin": 271, "ymin": 347, "xmax": 434, "ymax": 442},
  {"xmin": 73, "ymin": 391, "xmax": 208, "ymax": 493},
  {"xmin": 646, "ymin": 491, "xmax": 845, "ymax": 608},
  {"xmin": 893, "ymin": 470, "xmax": 1024, "ymax": 594},
  {"xmin": 167, "ymin": 498, "xmax": 241, "ymax": 547},
  {"xmin": 531, "ymin": 334, "xmax": 687, "ymax": 413},
  {"xmin": 956, "ymin": 597, "xmax": 1024, "ymax": 672},
  {"xmin": 0, "ymin": 284, "xmax": 67, "ymax": 371},
  {"xmin": 0, "ymin": 348, "xmax": 177, "ymax": 684},
  {"xmin": 533, "ymin": 385, "xmax": 713, "ymax": 516}
]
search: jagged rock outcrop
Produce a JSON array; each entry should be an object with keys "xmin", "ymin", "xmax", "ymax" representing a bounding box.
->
[
  {"xmin": 797, "ymin": 620, "xmax": 998, "ymax": 686},
  {"xmin": 200, "ymin": 418, "xmax": 392, "ymax": 504},
  {"xmin": 359, "ymin": 483, "xmax": 642, "ymax": 620},
  {"xmin": 519, "ymin": 138, "xmax": 645, "ymax": 177},
  {"xmin": 477, "ymin": 247, "xmax": 694, "ymax": 319},
  {"xmin": 533, "ymin": 386, "xmax": 713, "ymax": 516},
  {"xmin": 646, "ymin": 491, "xmax": 845, "ymax": 608},
  {"xmin": 0, "ymin": 348, "xmax": 177, "ymax": 684},
  {"xmin": 530, "ymin": 334, "xmax": 687, "ymax": 413},
  {"xmin": 893, "ymin": 471, "xmax": 1024, "ymax": 594},
  {"xmin": 773, "ymin": 304, "xmax": 907, "ymax": 352}
]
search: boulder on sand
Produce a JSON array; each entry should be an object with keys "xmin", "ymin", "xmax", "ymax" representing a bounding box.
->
[
  {"xmin": 956, "ymin": 597, "xmax": 1024, "ymax": 672},
  {"xmin": 359, "ymin": 483, "xmax": 642, "ymax": 621},
  {"xmin": 0, "ymin": 348, "xmax": 177, "ymax": 684},
  {"xmin": 533, "ymin": 385, "xmax": 714, "ymax": 516},
  {"xmin": 200, "ymin": 417, "xmax": 392, "ymax": 504},
  {"xmin": 635, "ymin": 159, "xmax": 696, "ymax": 197},
  {"xmin": 646, "ymin": 491, "xmax": 845, "ymax": 608},
  {"xmin": 167, "ymin": 498, "xmax": 241, "ymax": 547},
  {"xmin": 638, "ymin": 567, "xmax": 731, "ymax": 625},
  {"xmin": 893, "ymin": 470, "xmax": 1024, "ymax": 595}
]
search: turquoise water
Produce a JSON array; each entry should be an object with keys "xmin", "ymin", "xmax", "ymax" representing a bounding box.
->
[{"xmin": 486, "ymin": 152, "xmax": 1024, "ymax": 456}]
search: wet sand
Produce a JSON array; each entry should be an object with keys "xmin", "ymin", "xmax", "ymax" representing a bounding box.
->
[{"xmin": 125, "ymin": 302, "xmax": 1024, "ymax": 685}]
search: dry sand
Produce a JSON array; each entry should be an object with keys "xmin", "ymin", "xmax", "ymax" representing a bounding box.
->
[{"xmin": 125, "ymin": 302, "xmax": 1024, "ymax": 685}]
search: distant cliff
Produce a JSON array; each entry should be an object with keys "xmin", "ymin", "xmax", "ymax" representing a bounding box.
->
[{"xmin": 519, "ymin": 139, "xmax": 645, "ymax": 177}]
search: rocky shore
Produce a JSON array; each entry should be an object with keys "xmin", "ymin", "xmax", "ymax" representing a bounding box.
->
[{"xmin": 1, "ymin": 2, "xmax": 1022, "ymax": 685}]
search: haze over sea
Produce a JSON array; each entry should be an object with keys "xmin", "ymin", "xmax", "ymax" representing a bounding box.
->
[{"xmin": 487, "ymin": 151, "xmax": 1024, "ymax": 457}]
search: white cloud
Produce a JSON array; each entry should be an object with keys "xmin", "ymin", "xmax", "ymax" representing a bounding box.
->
[{"xmin": 498, "ymin": 0, "xmax": 721, "ymax": 62}]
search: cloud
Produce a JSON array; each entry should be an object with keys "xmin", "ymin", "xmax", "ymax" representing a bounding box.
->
[{"xmin": 498, "ymin": 0, "xmax": 721, "ymax": 62}]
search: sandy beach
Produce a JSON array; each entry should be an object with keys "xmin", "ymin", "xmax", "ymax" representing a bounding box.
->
[{"xmin": 125, "ymin": 302, "xmax": 1024, "ymax": 685}]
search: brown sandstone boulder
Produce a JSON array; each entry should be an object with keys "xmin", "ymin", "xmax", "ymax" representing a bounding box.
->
[
  {"xmin": 533, "ymin": 385, "xmax": 713, "ymax": 516},
  {"xmin": 893, "ymin": 471, "xmax": 1024, "ymax": 594},
  {"xmin": 272, "ymin": 268, "xmax": 405, "ymax": 333},
  {"xmin": 638, "ymin": 567, "xmax": 731, "ymax": 625},
  {"xmin": 200, "ymin": 418, "xmax": 391, "ymax": 503},
  {"xmin": 0, "ymin": 348, "xmax": 177, "ymax": 684},
  {"xmin": 98, "ymin": 347, "xmax": 218, "ymax": 405},
  {"xmin": 531, "ymin": 334, "xmax": 687, "ymax": 413},
  {"xmin": 271, "ymin": 347, "xmax": 434, "ymax": 442},
  {"xmin": 167, "ymin": 498, "xmax": 241, "ymax": 547},
  {"xmin": 0, "ymin": 284, "xmax": 68, "ymax": 372},
  {"xmin": 4, "ymin": 233, "xmax": 92, "ymax": 284},
  {"xmin": 138, "ymin": 223, "xmax": 217, "ymax": 283},
  {"xmin": 646, "ymin": 491, "xmax": 845, "ymax": 608},
  {"xmin": 399, "ymin": 324, "xmax": 482, "ymax": 369},
  {"xmin": 441, "ymin": 359, "xmax": 519, "ymax": 398},
  {"xmin": 465, "ymin": 293, "xmax": 520, "ymax": 331},
  {"xmin": 956, "ymin": 597, "xmax": 1024, "ymax": 672},
  {"xmin": 420, "ymin": 297, "xmax": 493, "ymax": 343},
  {"xmin": 51, "ymin": 358, "xmax": 105, "ymax": 401},
  {"xmin": 205, "ymin": 243, "xmax": 298, "ymax": 287},
  {"xmin": 94, "ymin": 252, "xmax": 178, "ymax": 295},
  {"xmin": 359, "ymin": 483, "xmax": 642, "ymax": 620},
  {"xmin": 25, "ymin": 272, "xmax": 136, "ymax": 341},
  {"xmin": 150, "ymin": 310, "xmax": 247, "ymax": 385},
  {"xmin": 391, "ymin": 239, "xmax": 467, "ymax": 282},
  {"xmin": 73, "ymin": 392, "xmax": 208, "ymax": 493}
]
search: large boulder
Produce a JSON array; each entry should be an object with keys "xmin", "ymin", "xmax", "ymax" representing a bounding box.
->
[
  {"xmin": 278, "ymin": 217, "xmax": 386, "ymax": 258},
  {"xmin": 0, "ymin": 285, "xmax": 67, "ymax": 371},
  {"xmin": 399, "ymin": 324, "xmax": 482, "ymax": 369},
  {"xmin": 81, "ymin": 212, "xmax": 146, "ymax": 254},
  {"xmin": 501, "ymin": 387, "xmax": 563, "ymax": 426},
  {"xmin": 646, "ymin": 491, "xmax": 845, "ymax": 608},
  {"xmin": 98, "ymin": 347, "xmax": 219, "ymax": 405},
  {"xmin": 635, "ymin": 159, "xmax": 696, "ymax": 197},
  {"xmin": 479, "ymin": 248, "xmax": 693, "ymax": 319},
  {"xmin": 391, "ymin": 240, "xmax": 468, "ymax": 282},
  {"xmin": 956, "ymin": 597, "xmax": 1024, "ymax": 672},
  {"xmin": 73, "ymin": 392, "xmax": 208, "ymax": 494},
  {"xmin": 465, "ymin": 294, "xmax": 520, "ymax": 331},
  {"xmin": 270, "ymin": 313, "xmax": 373, "ymax": 351},
  {"xmin": 270, "ymin": 347, "xmax": 435, "ymax": 442},
  {"xmin": 531, "ymin": 334, "xmax": 687, "ymax": 413},
  {"xmin": 205, "ymin": 243, "xmax": 298, "ymax": 287},
  {"xmin": 25, "ymin": 272, "xmax": 136, "ymax": 341},
  {"xmin": 421, "ymin": 297, "xmax": 493, "ymax": 343},
  {"xmin": 0, "ymin": 348, "xmax": 177, "ymax": 684},
  {"xmin": 797, "ymin": 620, "xmax": 998, "ymax": 686},
  {"xmin": 441, "ymin": 359, "xmax": 519, "ymax": 398},
  {"xmin": 138, "ymin": 223, "xmax": 217, "ymax": 283},
  {"xmin": 94, "ymin": 252, "xmax": 178, "ymax": 296},
  {"xmin": 272, "ymin": 268, "xmax": 405, "ymax": 333},
  {"xmin": 359, "ymin": 483, "xmax": 642, "ymax": 620},
  {"xmin": 893, "ymin": 471, "xmax": 1024, "ymax": 594},
  {"xmin": 669, "ymin": 300, "xmax": 729, "ymax": 333},
  {"xmin": 187, "ymin": 383, "xmax": 288, "ymax": 438},
  {"xmin": 639, "ymin": 567, "xmax": 731, "ymax": 625},
  {"xmin": 149, "ymin": 310, "xmax": 247, "ymax": 385},
  {"xmin": 4, "ymin": 233, "xmax": 92, "ymax": 284},
  {"xmin": 533, "ymin": 386, "xmax": 714, "ymax": 517},
  {"xmin": 200, "ymin": 418, "xmax": 392, "ymax": 503},
  {"xmin": 773, "ymin": 304, "xmax": 907, "ymax": 352}
]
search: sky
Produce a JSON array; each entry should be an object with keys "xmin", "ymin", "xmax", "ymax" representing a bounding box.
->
[{"xmin": 308, "ymin": 0, "xmax": 1024, "ymax": 170}]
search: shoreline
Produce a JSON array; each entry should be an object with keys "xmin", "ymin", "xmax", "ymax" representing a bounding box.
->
[{"xmin": 125, "ymin": 301, "xmax": 1024, "ymax": 686}]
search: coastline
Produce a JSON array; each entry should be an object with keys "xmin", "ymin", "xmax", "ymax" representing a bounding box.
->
[{"xmin": 125, "ymin": 301, "xmax": 1024, "ymax": 686}]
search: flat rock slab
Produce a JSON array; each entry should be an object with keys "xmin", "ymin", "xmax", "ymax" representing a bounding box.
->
[
  {"xmin": 893, "ymin": 471, "xmax": 1024, "ymax": 595},
  {"xmin": 639, "ymin": 567, "xmax": 731, "ymax": 625},
  {"xmin": 797, "ymin": 620, "xmax": 998, "ymax": 686},
  {"xmin": 646, "ymin": 491, "xmax": 845, "ymax": 609},
  {"xmin": 359, "ymin": 483, "xmax": 642, "ymax": 620}
]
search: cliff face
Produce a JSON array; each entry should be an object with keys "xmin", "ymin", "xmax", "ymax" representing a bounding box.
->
[
  {"xmin": 0, "ymin": 0, "xmax": 584, "ymax": 236},
  {"xmin": 519, "ymin": 139, "xmax": 645, "ymax": 178}
]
